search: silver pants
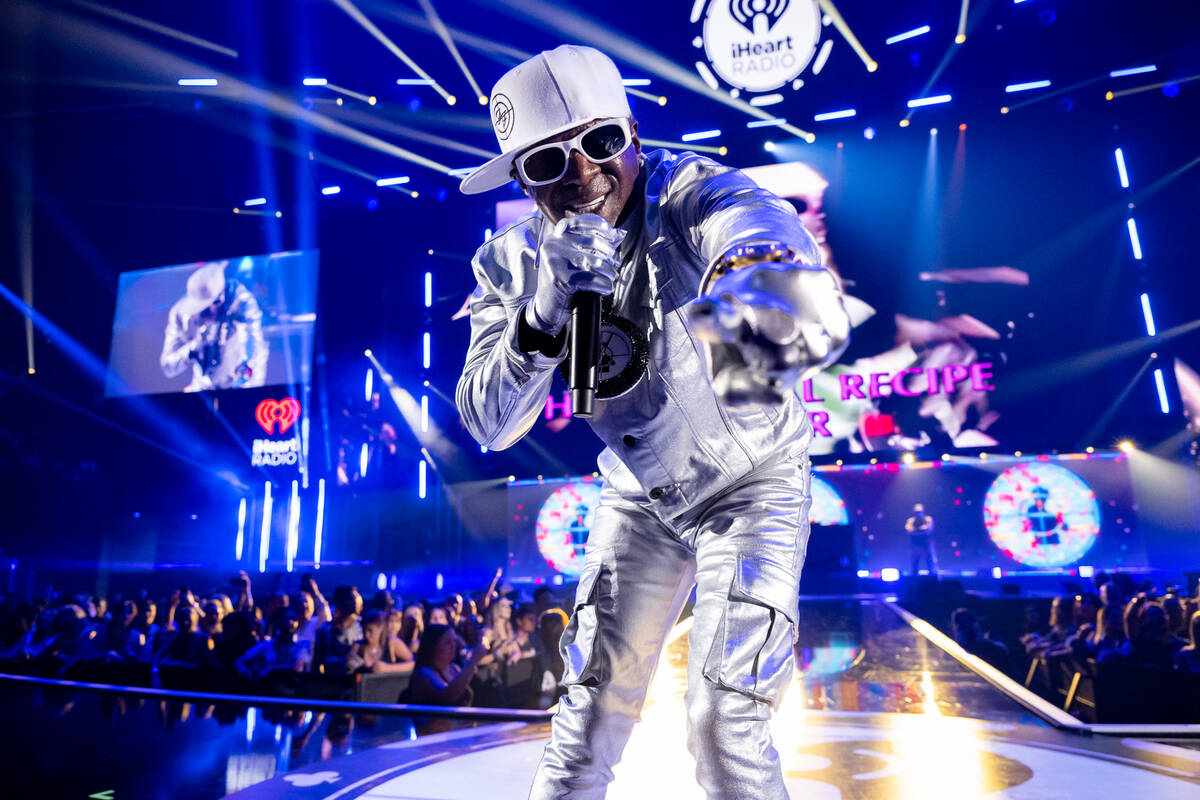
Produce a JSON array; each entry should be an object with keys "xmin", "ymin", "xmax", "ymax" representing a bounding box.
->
[{"xmin": 530, "ymin": 457, "xmax": 811, "ymax": 800}]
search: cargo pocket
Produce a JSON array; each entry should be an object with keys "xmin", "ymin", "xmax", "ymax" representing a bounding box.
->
[
  {"xmin": 560, "ymin": 561, "xmax": 606, "ymax": 687},
  {"xmin": 702, "ymin": 553, "xmax": 799, "ymax": 708}
]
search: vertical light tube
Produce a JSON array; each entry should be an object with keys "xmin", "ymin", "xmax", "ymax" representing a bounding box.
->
[
  {"xmin": 421, "ymin": 394, "xmax": 429, "ymax": 432},
  {"xmin": 424, "ymin": 272, "xmax": 432, "ymax": 308},
  {"xmin": 423, "ymin": 332, "xmax": 431, "ymax": 369},
  {"xmin": 1154, "ymin": 369, "xmax": 1170, "ymax": 414},
  {"xmin": 1114, "ymin": 148, "xmax": 1130, "ymax": 188},
  {"xmin": 258, "ymin": 482, "xmax": 272, "ymax": 573},
  {"xmin": 364, "ymin": 368, "xmax": 373, "ymax": 402},
  {"xmin": 359, "ymin": 442, "xmax": 369, "ymax": 477},
  {"xmin": 286, "ymin": 479, "xmax": 300, "ymax": 573},
  {"xmin": 418, "ymin": 460, "xmax": 427, "ymax": 499},
  {"xmin": 235, "ymin": 497, "xmax": 247, "ymax": 560},
  {"xmin": 1140, "ymin": 293, "xmax": 1157, "ymax": 336},
  {"xmin": 1127, "ymin": 218, "xmax": 1143, "ymax": 260},
  {"xmin": 313, "ymin": 478, "xmax": 326, "ymax": 569}
]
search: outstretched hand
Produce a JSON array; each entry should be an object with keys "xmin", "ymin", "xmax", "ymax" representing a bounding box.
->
[{"xmin": 691, "ymin": 262, "xmax": 850, "ymax": 405}]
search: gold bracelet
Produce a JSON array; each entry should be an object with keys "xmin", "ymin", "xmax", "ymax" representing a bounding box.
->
[{"xmin": 703, "ymin": 243, "xmax": 800, "ymax": 294}]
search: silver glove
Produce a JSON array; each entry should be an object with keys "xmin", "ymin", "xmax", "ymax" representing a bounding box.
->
[
  {"xmin": 691, "ymin": 261, "xmax": 851, "ymax": 405},
  {"xmin": 525, "ymin": 213, "xmax": 626, "ymax": 334}
]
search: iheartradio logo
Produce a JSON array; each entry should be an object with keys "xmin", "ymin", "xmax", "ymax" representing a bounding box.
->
[{"xmin": 255, "ymin": 398, "xmax": 301, "ymax": 435}]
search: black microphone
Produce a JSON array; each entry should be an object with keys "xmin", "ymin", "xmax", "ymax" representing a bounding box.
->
[{"xmin": 568, "ymin": 292, "xmax": 602, "ymax": 418}]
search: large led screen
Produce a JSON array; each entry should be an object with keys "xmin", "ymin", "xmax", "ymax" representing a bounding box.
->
[{"xmin": 106, "ymin": 250, "xmax": 318, "ymax": 396}]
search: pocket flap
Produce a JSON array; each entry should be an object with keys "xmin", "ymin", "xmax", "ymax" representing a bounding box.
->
[
  {"xmin": 731, "ymin": 553, "xmax": 799, "ymax": 624},
  {"xmin": 573, "ymin": 561, "xmax": 602, "ymax": 610}
]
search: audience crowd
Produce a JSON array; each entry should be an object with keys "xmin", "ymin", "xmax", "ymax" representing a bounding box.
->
[{"xmin": 0, "ymin": 568, "xmax": 571, "ymax": 710}]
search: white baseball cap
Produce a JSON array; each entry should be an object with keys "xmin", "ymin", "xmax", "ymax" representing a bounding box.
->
[
  {"xmin": 459, "ymin": 45, "xmax": 631, "ymax": 195},
  {"xmin": 178, "ymin": 261, "xmax": 227, "ymax": 315}
]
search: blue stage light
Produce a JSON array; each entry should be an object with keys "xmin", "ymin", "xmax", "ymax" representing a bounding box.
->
[
  {"xmin": 907, "ymin": 94, "xmax": 952, "ymax": 108},
  {"xmin": 286, "ymin": 480, "xmax": 300, "ymax": 573},
  {"xmin": 321, "ymin": 185, "xmax": 341, "ymax": 195},
  {"xmin": 364, "ymin": 368, "xmax": 373, "ymax": 402},
  {"xmin": 425, "ymin": 272, "xmax": 432, "ymax": 307},
  {"xmin": 396, "ymin": 78, "xmax": 435, "ymax": 85},
  {"xmin": 243, "ymin": 197, "xmax": 267, "ymax": 206},
  {"xmin": 376, "ymin": 573, "xmax": 388, "ymax": 591},
  {"xmin": 421, "ymin": 394, "xmax": 429, "ymax": 433},
  {"xmin": 1114, "ymin": 148, "xmax": 1130, "ymax": 188},
  {"xmin": 419, "ymin": 460, "xmax": 427, "ymax": 499},
  {"xmin": 258, "ymin": 482, "xmax": 272, "ymax": 574},
  {"xmin": 178, "ymin": 78, "xmax": 218, "ymax": 86},
  {"xmin": 1127, "ymin": 218, "xmax": 1144, "ymax": 260},
  {"xmin": 681, "ymin": 129, "xmax": 721, "ymax": 142},
  {"xmin": 1140, "ymin": 293, "xmax": 1157, "ymax": 336},
  {"xmin": 746, "ymin": 118, "xmax": 787, "ymax": 128},
  {"xmin": 423, "ymin": 332, "xmax": 431, "ymax": 369},
  {"xmin": 813, "ymin": 108, "xmax": 857, "ymax": 122},
  {"xmin": 863, "ymin": 127, "xmax": 876, "ymax": 140},
  {"xmin": 622, "ymin": 78, "xmax": 651, "ymax": 86},
  {"xmin": 881, "ymin": 568, "xmax": 900, "ymax": 582},
  {"xmin": 302, "ymin": 78, "xmax": 328, "ymax": 86},
  {"xmin": 359, "ymin": 442, "xmax": 369, "ymax": 478},
  {"xmin": 376, "ymin": 176, "xmax": 410, "ymax": 187},
  {"xmin": 313, "ymin": 479, "xmax": 326, "ymax": 569},
  {"xmin": 1005, "ymin": 80, "xmax": 1052, "ymax": 93},
  {"xmin": 886, "ymin": 25, "xmax": 931, "ymax": 45},
  {"xmin": 235, "ymin": 498, "xmax": 247, "ymax": 561},
  {"xmin": 1154, "ymin": 369, "xmax": 1171, "ymax": 414},
  {"xmin": 1109, "ymin": 65, "xmax": 1156, "ymax": 78}
]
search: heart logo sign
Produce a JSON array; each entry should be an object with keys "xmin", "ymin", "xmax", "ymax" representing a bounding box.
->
[{"xmin": 255, "ymin": 398, "xmax": 301, "ymax": 435}]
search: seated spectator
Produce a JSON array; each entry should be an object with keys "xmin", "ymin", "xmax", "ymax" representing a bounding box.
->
[
  {"xmin": 951, "ymin": 608, "xmax": 1009, "ymax": 672},
  {"xmin": 1162, "ymin": 595, "xmax": 1188, "ymax": 644},
  {"xmin": 313, "ymin": 585, "xmax": 362, "ymax": 675},
  {"xmin": 235, "ymin": 609, "xmax": 310, "ymax": 678},
  {"xmin": 1099, "ymin": 581, "xmax": 1123, "ymax": 609},
  {"xmin": 155, "ymin": 605, "xmax": 217, "ymax": 667},
  {"xmin": 213, "ymin": 608, "xmax": 258, "ymax": 670},
  {"xmin": 294, "ymin": 576, "xmax": 332, "ymax": 657},
  {"xmin": 399, "ymin": 604, "xmax": 424, "ymax": 653},
  {"xmin": 1174, "ymin": 610, "xmax": 1200, "ymax": 674},
  {"xmin": 1025, "ymin": 596, "xmax": 1075, "ymax": 656},
  {"xmin": 383, "ymin": 608, "xmax": 416, "ymax": 667},
  {"xmin": 352, "ymin": 609, "xmax": 414, "ymax": 675},
  {"xmin": 1080, "ymin": 603, "xmax": 1126, "ymax": 661},
  {"xmin": 1073, "ymin": 593, "xmax": 1099, "ymax": 629},
  {"xmin": 407, "ymin": 624, "xmax": 487, "ymax": 706},
  {"xmin": 1100, "ymin": 600, "xmax": 1176, "ymax": 670}
]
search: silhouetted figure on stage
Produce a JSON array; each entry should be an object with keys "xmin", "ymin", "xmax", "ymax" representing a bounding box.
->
[{"xmin": 906, "ymin": 503, "xmax": 938, "ymax": 576}]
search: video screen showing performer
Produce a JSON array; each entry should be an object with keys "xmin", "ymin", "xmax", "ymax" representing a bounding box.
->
[
  {"xmin": 106, "ymin": 250, "xmax": 318, "ymax": 396},
  {"xmin": 455, "ymin": 46, "xmax": 850, "ymax": 799}
]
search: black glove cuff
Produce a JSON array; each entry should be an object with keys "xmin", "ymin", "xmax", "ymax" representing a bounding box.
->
[{"xmin": 517, "ymin": 311, "xmax": 568, "ymax": 357}]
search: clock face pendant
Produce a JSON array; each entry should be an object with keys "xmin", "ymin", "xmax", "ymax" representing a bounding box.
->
[{"xmin": 560, "ymin": 309, "xmax": 649, "ymax": 401}]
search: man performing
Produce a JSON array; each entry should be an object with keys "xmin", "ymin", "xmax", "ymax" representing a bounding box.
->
[
  {"xmin": 906, "ymin": 502, "xmax": 938, "ymax": 576},
  {"xmin": 160, "ymin": 260, "xmax": 268, "ymax": 391},
  {"xmin": 456, "ymin": 46, "xmax": 850, "ymax": 799}
]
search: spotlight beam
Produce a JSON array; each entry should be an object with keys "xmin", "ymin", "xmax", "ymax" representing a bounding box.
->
[
  {"xmin": 362, "ymin": 0, "xmax": 533, "ymax": 66},
  {"xmin": 641, "ymin": 137, "xmax": 726, "ymax": 156},
  {"xmin": 40, "ymin": 7, "xmax": 456, "ymax": 175},
  {"xmin": 815, "ymin": 0, "xmax": 877, "ymax": 72},
  {"xmin": 1082, "ymin": 355, "xmax": 1156, "ymax": 446},
  {"xmin": 625, "ymin": 87, "xmax": 667, "ymax": 105},
  {"xmin": 956, "ymin": 0, "xmax": 969, "ymax": 43},
  {"xmin": 1108, "ymin": 72, "xmax": 1200, "ymax": 99},
  {"xmin": 415, "ymin": 0, "xmax": 487, "ymax": 103},
  {"xmin": 482, "ymin": 0, "xmax": 814, "ymax": 140},
  {"xmin": 324, "ymin": 82, "xmax": 375, "ymax": 104},
  {"xmin": 67, "ymin": 0, "xmax": 238, "ymax": 58},
  {"xmin": 329, "ymin": 106, "xmax": 497, "ymax": 158},
  {"xmin": 329, "ymin": 0, "xmax": 456, "ymax": 105}
]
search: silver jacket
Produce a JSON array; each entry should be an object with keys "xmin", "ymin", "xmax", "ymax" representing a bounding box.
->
[{"xmin": 457, "ymin": 149, "xmax": 820, "ymax": 518}]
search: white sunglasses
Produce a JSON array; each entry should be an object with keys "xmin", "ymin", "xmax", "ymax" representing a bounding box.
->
[{"xmin": 514, "ymin": 118, "xmax": 633, "ymax": 187}]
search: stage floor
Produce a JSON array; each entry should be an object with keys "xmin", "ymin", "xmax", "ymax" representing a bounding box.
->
[{"xmin": 224, "ymin": 600, "xmax": 1200, "ymax": 799}]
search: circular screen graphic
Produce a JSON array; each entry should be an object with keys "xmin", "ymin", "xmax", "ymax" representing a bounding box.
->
[
  {"xmin": 811, "ymin": 475, "xmax": 849, "ymax": 526},
  {"xmin": 983, "ymin": 463, "xmax": 1101, "ymax": 567},
  {"xmin": 535, "ymin": 481, "xmax": 602, "ymax": 577}
]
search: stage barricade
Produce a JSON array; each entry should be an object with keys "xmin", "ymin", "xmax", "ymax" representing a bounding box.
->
[{"xmin": 353, "ymin": 670, "xmax": 410, "ymax": 704}]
